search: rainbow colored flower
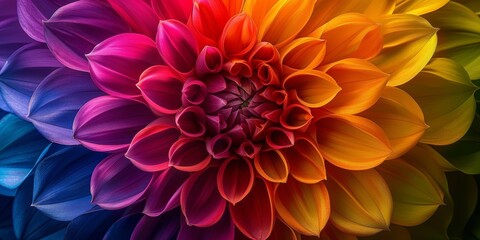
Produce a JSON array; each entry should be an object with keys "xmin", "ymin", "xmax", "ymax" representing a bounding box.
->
[{"xmin": 1, "ymin": 0, "xmax": 480, "ymax": 239}]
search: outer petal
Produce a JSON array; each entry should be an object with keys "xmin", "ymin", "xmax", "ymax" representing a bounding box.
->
[
  {"xmin": 107, "ymin": 0, "xmax": 158, "ymax": 38},
  {"xmin": 32, "ymin": 145, "xmax": 105, "ymax": 221},
  {"xmin": 372, "ymin": 14, "xmax": 438, "ymax": 86},
  {"xmin": 230, "ymin": 179, "xmax": 275, "ymax": 240},
  {"xmin": 360, "ymin": 87, "xmax": 427, "ymax": 159},
  {"xmin": 103, "ymin": 214, "xmax": 142, "ymax": 240},
  {"xmin": 282, "ymin": 137, "xmax": 326, "ymax": 183},
  {"xmin": 275, "ymin": 178, "xmax": 330, "ymax": 236},
  {"xmin": 217, "ymin": 157, "xmax": 254, "ymax": 205},
  {"xmin": 280, "ymin": 37, "xmax": 326, "ymax": 72},
  {"xmin": 73, "ymin": 96, "xmax": 156, "ymax": 152},
  {"xmin": 394, "ymin": 0, "xmax": 449, "ymax": 15},
  {"xmin": 44, "ymin": 0, "xmax": 130, "ymax": 71},
  {"xmin": 28, "ymin": 68, "xmax": 103, "ymax": 145},
  {"xmin": 88, "ymin": 33, "xmax": 163, "ymax": 99},
  {"xmin": 400, "ymin": 58, "xmax": 478, "ymax": 145},
  {"xmin": 65, "ymin": 210, "xmax": 123, "ymax": 240},
  {"xmin": 131, "ymin": 210, "xmax": 180, "ymax": 240},
  {"xmin": 316, "ymin": 115, "xmax": 392, "ymax": 170},
  {"xmin": 91, "ymin": 153, "xmax": 152, "ymax": 210},
  {"xmin": 151, "ymin": 0, "xmax": 192, "ymax": 23},
  {"xmin": 325, "ymin": 167, "xmax": 392, "ymax": 236},
  {"xmin": 180, "ymin": 168, "xmax": 226, "ymax": 227},
  {"xmin": 377, "ymin": 159, "xmax": 444, "ymax": 226},
  {"xmin": 322, "ymin": 58, "xmax": 389, "ymax": 114},
  {"xmin": 178, "ymin": 212, "xmax": 235, "ymax": 240}
]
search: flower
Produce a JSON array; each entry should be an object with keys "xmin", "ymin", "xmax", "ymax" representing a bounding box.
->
[{"xmin": 1, "ymin": 0, "xmax": 480, "ymax": 239}]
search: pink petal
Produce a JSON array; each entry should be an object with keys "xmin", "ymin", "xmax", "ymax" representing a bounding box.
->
[
  {"xmin": 169, "ymin": 138, "xmax": 211, "ymax": 172},
  {"xmin": 182, "ymin": 79, "xmax": 208, "ymax": 105},
  {"xmin": 107, "ymin": 0, "xmax": 158, "ymax": 38},
  {"xmin": 217, "ymin": 158, "xmax": 254, "ymax": 205},
  {"xmin": 206, "ymin": 134, "xmax": 232, "ymax": 159},
  {"xmin": 196, "ymin": 46, "xmax": 223, "ymax": 76},
  {"xmin": 151, "ymin": 0, "xmax": 192, "ymax": 23},
  {"xmin": 175, "ymin": 106, "xmax": 207, "ymax": 137}
]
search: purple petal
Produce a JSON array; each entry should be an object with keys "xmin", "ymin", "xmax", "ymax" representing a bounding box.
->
[
  {"xmin": 44, "ymin": 0, "xmax": 130, "ymax": 71},
  {"xmin": 196, "ymin": 46, "xmax": 223, "ymax": 76},
  {"xmin": 28, "ymin": 68, "xmax": 103, "ymax": 145},
  {"xmin": 169, "ymin": 138, "xmax": 211, "ymax": 172},
  {"xmin": 17, "ymin": 0, "xmax": 75, "ymax": 42},
  {"xmin": 91, "ymin": 153, "xmax": 153, "ymax": 210},
  {"xmin": 0, "ymin": 43, "xmax": 62, "ymax": 118},
  {"xmin": 180, "ymin": 168, "xmax": 226, "ymax": 227},
  {"xmin": 178, "ymin": 211, "xmax": 234, "ymax": 240},
  {"xmin": 206, "ymin": 134, "xmax": 232, "ymax": 159},
  {"xmin": 73, "ymin": 96, "xmax": 156, "ymax": 152},
  {"xmin": 175, "ymin": 106, "xmax": 206, "ymax": 137},
  {"xmin": 131, "ymin": 209, "xmax": 181, "ymax": 240},
  {"xmin": 88, "ymin": 33, "xmax": 163, "ymax": 98},
  {"xmin": 107, "ymin": 0, "xmax": 158, "ymax": 38},
  {"xmin": 144, "ymin": 168, "xmax": 190, "ymax": 217}
]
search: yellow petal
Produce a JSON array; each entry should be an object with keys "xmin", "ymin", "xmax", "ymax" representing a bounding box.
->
[
  {"xmin": 254, "ymin": 149, "xmax": 289, "ymax": 183},
  {"xmin": 316, "ymin": 115, "xmax": 392, "ymax": 170},
  {"xmin": 274, "ymin": 178, "xmax": 330, "ymax": 236},
  {"xmin": 282, "ymin": 70, "xmax": 341, "ymax": 108},
  {"xmin": 280, "ymin": 37, "xmax": 326, "ymax": 72},
  {"xmin": 372, "ymin": 14, "xmax": 438, "ymax": 86},
  {"xmin": 322, "ymin": 58, "xmax": 389, "ymax": 114},
  {"xmin": 282, "ymin": 137, "xmax": 326, "ymax": 184},
  {"xmin": 394, "ymin": 0, "xmax": 449, "ymax": 15},
  {"xmin": 377, "ymin": 159, "xmax": 444, "ymax": 226},
  {"xmin": 400, "ymin": 58, "xmax": 478, "ymax": 145},
  {"xmin": 360, "ymin": 87, "xmax": 427, "ymax": 159},
  {"xmin": 326, "ymin": 167, "xmax": 392, "ymax": 236},
  {"xmin": 258, "ymin": 0, "xmax": 316, "ymax": 47}
]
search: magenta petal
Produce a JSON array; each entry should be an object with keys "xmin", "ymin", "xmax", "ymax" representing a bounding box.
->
[
  {"xmin": 138, "ymin": 65, "xmax": 184, "ymax": 115},
  {"xmin": 180, "ymin": 168, "xmax": 226, "ymax": 227},
  {"xmin": 156, "ymin": 20, "xmax": 198, "ymax": 74},
  {"xmin": 91, "ymin": 153, "xmax": 153, "ymax": 210},
  {"xmin": 236, "ymin": 140, "xmax": 260, "ymax": 159},
  {"xmin": 178, "ymin": 211, "xmax": 234, "ymax": 240},
  {"xmin": 206, "ymin": 134, "xmax": 232, "ymax": 159},
  {"xmin": 265, "ymin": 127, "xmax": 295, "ymax": 149},
  {"xmin": 88, "ymin": 33, "xmax": 163, "ymax": 99},
  {"xmin": 217, "ymin": 158, "xmax": 254, "ymax": 205},
  {"xmin": 44, "ymin": 0, "xmax": 130, "ymax": 71},
  {"xmin": 169, "ymin": 138, "xmax": 211, "ymax": 172},
  {"xmin": 107, "ymin": 0, "xmax": 158, "ymax": 38},
  {"xmin": 73, "ymin": 96, "xmax": 156, "ymax": 152},
  {"xmin": 196, "ymin": 46, "xmax": 223, "ymax": 76},
  {"xmin": 182, "ymin": 79, "xmax": 207, "ymax": 105},
  {"xmin": 175, "ymin": 106, "xmax": 206, "ymax": 137},
  {"xmin": 126, "ymin": 118, "xmax": 180, "ymax": 172},
  {"xmin": 144, "ymin": 168, "xmax": 190, "ymax": 217},
  {"xmin": 151, "ymin": 0, "xmax": 192, "ymax": 23}
]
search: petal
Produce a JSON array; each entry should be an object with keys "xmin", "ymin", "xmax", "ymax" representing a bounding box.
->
[
  {"xmin": 265, "ymin": 127, "xmax": 294, "ymax": 149},
  {"xmin": 73, "ymin": 96, "xmax": 156, "ymax": 152},
  {"xmin": 131, "ymin": 210, "xmax": 180, "ymax": 240},
  {"xmin": 372, "ymin": 14, "xmax": 437, "ymax": 86},
  {"xmin": 394, "ymin": 0, "xmax": 449, "ymax": 15},
  {"xmin": 230, "ymin": 178, "xmax": 275, "ymax": 240},
  {"xmin": 178, "ymin": 211, "xmax": 235, "ymax": 240},
  {"xmin": 143, "ymin": 168, "xmax": 190, "ymax": 217},
  {"xmin": 17, "ymin": 0, "xmax": 74, "ymax": 42},
  {"xmin": 182, "ymin": 79, "xmax": 208, "ymax": 105},
  {"xmin": 282, "ymin": 137, "xmax": 326, "ymax": 183},
  {"xmin": 400, "ymin": 58, "xmax": 478, "ymax": 145},
  {"xmin": 192, "ymin": 0, "xmax": 231, "ymax": 43},
  {"xmin": 181, "ymin": 168, "xmax": 226, "ymax": 227},
  {"xmin": 65, "ymin": 210, "xmax": 123, "ymax": 240},
  {"xmin": 325, "ymin": 166, "xmax": 392, "ymax": 236},
  {"xmin": 151, "ymin": 0, "xmax": 192, "ymax": 23},
  {"xmin": 360, "ymin": 87, "xmax": 427, "ymax": 159},
  {"xmin": 280, "ymin": 37, "xmax": 326, "ymax": 72},
  {"xmin": 217, "ymin": 157, "xmax": 254, "ymax": 204},
  {"xmin": 44, "ymin": 0, "xmax": 130, "ymax": 72},
  {"xmin": 321, "ymin": 13, "xmax": 383, "ymax": 63},
  {"xmin": 103, "ymin": 214, "xmax": 142, "ymax": 240},
  {"xmin": 0, "ymin": 114, "xmax": 49, "ymax": 193},
  {"xmin": 196, "ymin": 46, "xmax": 224, "ymax": 76},
  {"xmin": 88, "ymin": 33, "xmax": 163, "ymax": 99},
  {"xmin": 169, "ymin": 138, "xmax": 211, "ymax": 172},
  {"xmin": 322, "ymin": 58, "xmax": 389, "ymax": 114},
  {"xmin": 275, "ymin": 178, "xmax": 330, "ymax": 236},
  {"xmin": 107, "ymin": 0, "xmax": 158, "ymax": 38},
  {"xmin": 279, "ymin": 103, "xmax": 313, "ymax": 131},
  {"xmin": 91, "ymin": 153, "xmax": 153, "ymax": 210},
  {"xmin": 0, "ymin": 43, "xmax": 62, "ymax": 118},
  {"xmin": 316, "ymin": 115, "xmax": 392, "ymax": 170},
  {"xmin": 176, "ymin": 106, "xmax": 207, "ymax": 138},
  {"xmin": 157, "ymin": 20, "xmax": 198, "ymax": 74},
  {"xmin": 254, "ymin": 149, "xmax": 289, "ymax": 183},
  {"xmin": 28, "ymin": 68, "xmax": 103, "ymax": 145},
  {"xmin": 268, "ymin": 220, "xmax": 298, "ymax": 240},
  {"xmin": 258, "ymin": 0, "xmax": 316, "ymax": 47},
  {"xmin": 242, "ymin": 0, "xmax": 277, "ymax": 29},
  {"xmin": 219, "ymin": 13, "xmax": 257, "ymax": 58},
  {"xmin": 377, "ymin": 159, "xmax": 444, "ymax": 226},
  {"xmin": 0, "ymin": 0, "xmax": 32, "ymax": 66},
  {"xmin": 282, "ymin": 70, "xmax": 341, "ymax": 108},
  {"xmin": 126, "ymin": 118, "xmax": 180, "ymax": 172}
]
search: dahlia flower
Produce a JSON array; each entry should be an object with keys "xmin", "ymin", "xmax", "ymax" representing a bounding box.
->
[{"xmin": 1, "ymin": 0, "xmax": 480, "ymax": 239}]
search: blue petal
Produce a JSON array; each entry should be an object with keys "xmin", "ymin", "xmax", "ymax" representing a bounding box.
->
[
  {"xmin": 28, "ymin": 68, "xmax": 103, "ymax": 145},
  {"xmin": 65, "ymin": 209, "xmax": 123, "ymax": 239},
  {"xmin": 0, "ymin": 114, "xmax": 50, "ymax": 195},
  {"xmin": 103, "ymin": 213, "xmax": 142, "ymax": 240},
  {"xmin": 13, "ymin": 177, "xmax": 67, "ymax": 240},
  {"xmin": 0, "ymin": 195, "xmax": 15, "ymax": 240},
  {"xmin": 32, "ymin": 144, "xmax": 107, "ymax": 221},
  {"xmin": 0, "ymin": 43, "xmax": 62, "ymax": 118}
]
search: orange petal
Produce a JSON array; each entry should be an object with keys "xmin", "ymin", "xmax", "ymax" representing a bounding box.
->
[
  {"xmin": 326, "ymin": 167, "xmax": 392, "ymax": 236},
  {"xmin": 192, "ymin": 0, "xmax": 230, "ymax": 42},
  {"xmin": 217, "ymin": 157, "xmax": 254, "ymax": 205},
  {"xmin": 316, "ymin": 115, "xmax": 392, "ymax": 170},
  {"xmin": 230, "ymin": 178, "xmax": 275, "ymax": 240},
  {"xmin": 321, "ymin": 13, "xmax": 383, "ymax": 63},
  {"xmin": 319, "ymin": 224, "xmax": 359, "ymax": 240},
  {"xmin": 282, "ymin": 70, "xmax": 340, "ymax": 108},
  {"xmin": 242, "ymin": 0, "xmax": 278, "ymax": 28},
  {"xmin": 280, "ymin": 37, "xmax": 326, "ymax": 73},
  {"xmin": 254, "ymin": 149, "xmax": 289, "ymax": 183},
  {"xmin": 394, "ymin": 0, "xmax": 449, "ymax": 15},
  {"xmin": 220, "ymin": 13, "xmax": 257, "ymax": 58},
  {"xmin": 274, "ymin": 178, "xmax": 330, "ymax": 236},
  {"xmin": 360, "ymin": 87, "xmax": 427, "ymax": 159},
  {"xmin": 377, "ymin": 159, "xmax": 444, "ymax": 226},
  {"xmin": 282, "ymin": 137, "xmax": 326, "ymax": 183},
  {"xmin": 322, "ymin": 58, "xmax": 389, "ymax": 114},
  {"xmin": 222, "ymin": 0, "xmax": 244, "ymax": 16},
  {"xmin": 372, "ymin": 14, "xmax": 438, "ymax": 86}
]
